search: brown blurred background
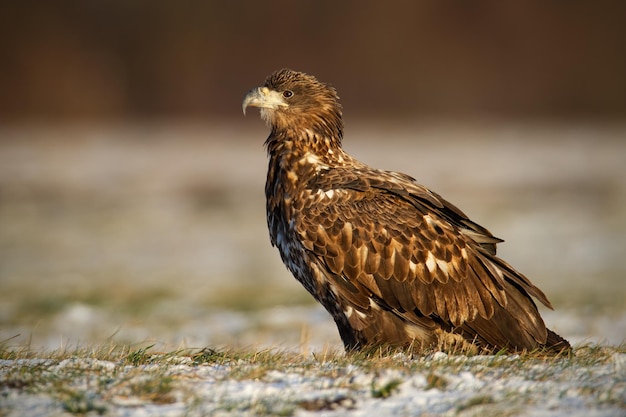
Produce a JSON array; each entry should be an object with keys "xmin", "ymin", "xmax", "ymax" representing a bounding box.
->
[
  {"xmin": 1, "ymin": 2, "xmax": 625, "ymax": 351},
  {"xmin": 1, "ymin": 1, "xmax": 625, "ymax": 123}
]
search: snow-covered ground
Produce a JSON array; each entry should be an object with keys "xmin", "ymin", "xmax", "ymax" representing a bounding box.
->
[
  {"xmin": 0, "ymin": 123, "xmax": 625, "ymax": 416},
  {"xmin": 1, "ymin": 348, "xmax": 625, "ymax": 417}
]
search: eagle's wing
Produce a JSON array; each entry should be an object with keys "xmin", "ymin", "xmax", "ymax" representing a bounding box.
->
[{"xmin": 298, "ymin": 168, "xmax": 552, "ymax": 348}]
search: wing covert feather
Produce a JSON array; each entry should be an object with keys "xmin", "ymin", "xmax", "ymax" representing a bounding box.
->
[{"xmin": 297, "ymin": 186, "xmax": 511, "ymax": 328}]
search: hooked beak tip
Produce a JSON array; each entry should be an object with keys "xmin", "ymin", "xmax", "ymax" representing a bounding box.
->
[{"xmin": 242, "ymin": 87, "xmax": 261, "ymax": 116}]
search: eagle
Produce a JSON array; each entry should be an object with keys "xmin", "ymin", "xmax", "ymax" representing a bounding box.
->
[{"xmin": 242, "ymin": 68, "xmax": 570, "ymax": 354}]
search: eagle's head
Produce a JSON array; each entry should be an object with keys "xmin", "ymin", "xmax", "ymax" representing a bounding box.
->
[{"xmin": 243, "ymin": 69, "xmax": 343, "ymax": 142}]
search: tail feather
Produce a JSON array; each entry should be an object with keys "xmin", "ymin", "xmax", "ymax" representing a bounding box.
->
[{"xmin": 544, "ymin": 328, "xmax": 571, "ymax": 354}]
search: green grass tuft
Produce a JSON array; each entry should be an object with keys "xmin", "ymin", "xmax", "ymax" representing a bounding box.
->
[
  {"xmin": 371, "ymin": 378, "xmax": 403, "ymax": 398},
  {"xmin": 124, "ymin": 344, "xmax": 157, "ymax": 366}
]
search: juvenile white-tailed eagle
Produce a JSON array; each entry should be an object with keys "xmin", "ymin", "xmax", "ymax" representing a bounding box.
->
[{"xmin": 243, "ymin": 69, "xmax": 570, "ymax": 354}]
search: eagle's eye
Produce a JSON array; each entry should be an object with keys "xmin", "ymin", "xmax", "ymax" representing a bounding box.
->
[{"xmin": 282, "ymin": 90, "xmax": 294, "ymax": 98}]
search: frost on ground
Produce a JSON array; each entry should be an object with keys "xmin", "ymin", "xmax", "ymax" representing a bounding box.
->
[
  {"xmin": 0, "ymin": 124, "xmax": 625, "ymax": 415},
  {"xmin": 1, "ymin": 346, "xmax": 625, "ymax": 417}
]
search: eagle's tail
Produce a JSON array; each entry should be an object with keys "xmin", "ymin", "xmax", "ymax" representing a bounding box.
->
[{"xmin": 544, "ymin": 328, "xmax": 572, "ymax": 354}]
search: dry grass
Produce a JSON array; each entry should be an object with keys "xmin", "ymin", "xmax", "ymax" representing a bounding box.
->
[
  {"xmin": 1, "ymin": 341, "xmax": 624, "ymax": 416},
  {"xmin": 2, "ymin": 340, "xmax": 623, "ymax": 380}
]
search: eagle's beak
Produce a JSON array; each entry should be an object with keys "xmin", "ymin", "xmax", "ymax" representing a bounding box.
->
[{"xmin": 242, "ymin": 87, "xmax": 287, "ymax": 115}]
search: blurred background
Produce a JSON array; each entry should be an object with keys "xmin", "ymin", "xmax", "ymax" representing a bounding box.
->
[{"xmin": 1, "ymin": 1, "xmax": 625, "ymax": 351}]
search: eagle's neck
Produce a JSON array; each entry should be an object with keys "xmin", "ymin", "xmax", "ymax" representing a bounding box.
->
[
  {"xmin": 265, "ymin": 126, "xmax": 347, "ymax": 167},
  {"xmin": 264, "ymin": 128, "xmax": 347, "ymax": 253}
]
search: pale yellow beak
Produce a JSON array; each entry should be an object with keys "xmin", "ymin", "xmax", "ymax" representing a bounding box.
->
[{"xmin": 242, "ymin": 87, "xmax": 288, "ymax": 115}]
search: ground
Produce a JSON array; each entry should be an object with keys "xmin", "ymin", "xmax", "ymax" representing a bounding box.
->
[
  {"xmin": 1, "ymin": 344, "xmax": 625, "ymax": 416},
  {"xmin": 0, "ymin": 122, "xmax": 625, "ymax": 415}
]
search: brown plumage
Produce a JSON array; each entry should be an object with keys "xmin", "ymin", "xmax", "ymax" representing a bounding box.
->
[{"xmin": 242, "ymin": 68, "xmax": 570, "ymax": 354}]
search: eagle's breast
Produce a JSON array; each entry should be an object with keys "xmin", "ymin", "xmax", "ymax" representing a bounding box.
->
[{"xmin": 266, "ymin": 146, "xmax": 331, "ymax": 297}]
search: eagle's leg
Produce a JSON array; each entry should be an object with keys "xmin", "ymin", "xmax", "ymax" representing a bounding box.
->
[
  {"xmin": 316, "ymin": 284, "xmax": 368, "ymax": 351},
  {"xmin": 332, "ymin": 313, "xmax": 366, "ymax": 351}
]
